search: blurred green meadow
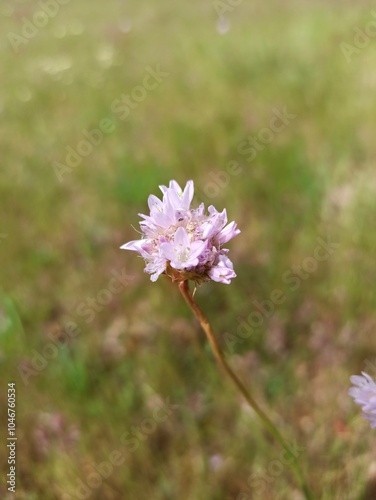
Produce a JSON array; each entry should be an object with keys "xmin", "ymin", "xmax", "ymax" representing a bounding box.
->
[{"xmin": 1, "ymin": 0, "xmax": 376, "ymax": 498}]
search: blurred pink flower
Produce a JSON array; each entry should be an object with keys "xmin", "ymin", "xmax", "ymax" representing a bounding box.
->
[{"xmin": 349, "ymin": 372, "xmax": 376, "ymax": 428}]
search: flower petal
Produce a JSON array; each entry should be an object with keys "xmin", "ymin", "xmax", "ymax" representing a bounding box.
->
[{"xmin": 174, "ymin": 226, "xmax": 189, "ymax": 247}]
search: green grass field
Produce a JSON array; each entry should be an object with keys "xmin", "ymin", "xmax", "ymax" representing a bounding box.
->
[{"xmin": 1, "ymin": 0, "xmax": 376, "ymax": 498}]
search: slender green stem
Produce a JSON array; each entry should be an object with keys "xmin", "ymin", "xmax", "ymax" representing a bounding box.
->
[{"xmin": 179, "ymin": 280, "xmax": 313, "ymax": 500}]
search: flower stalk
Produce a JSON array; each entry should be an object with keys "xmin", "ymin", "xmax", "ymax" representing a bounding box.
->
[
  {"xmin": 178, "ymin": 280, "xmax": 313, "ymax": 500},
  {"xmin": 121, "ymin": 179, "xmax": 313, "ymax": 498}
]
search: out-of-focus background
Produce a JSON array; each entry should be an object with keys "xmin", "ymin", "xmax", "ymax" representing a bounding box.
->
[{"xmin": 1, "ymin": 0, "xmax": 376, "ymax": 498}]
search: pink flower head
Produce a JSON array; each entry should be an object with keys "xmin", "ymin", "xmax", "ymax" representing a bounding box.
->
[
  {"xmin": 121, "ymin": 180, "xmax": 240, "ymax": 284},
  {"xmin": 349, "ymin": 372, "xmax": 376, "ymax": 428}
]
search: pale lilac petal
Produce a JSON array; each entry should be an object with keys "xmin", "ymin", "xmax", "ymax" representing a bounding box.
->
[
  {"xmin": 202, "ymin": 208, "xmax": 227, "ymax": 239},
  {"xmin": 215, "ymin": 221, "xmax": 241, "ymax": 246},
  {"xmin": 169, "ymin": 180, "xmax": 182, "ymax": 191},
  {"xmin": 120, "ymin": 240, "xmax": 145, "ymax": 252},
  {"xmin": 166, "ymin": 191, "xmax": 182, "ymax": 210},
  {"xmin": 189, "ymin": 240, "xmax": 207, "ymax": 259},
  {"xmin": 195, "ymin": 203, "xmax": 205, "ymax": 217},
  {"xmin": 164, "ymin": 180, "xmax": 194, "ymax": 211},
  {"xmin": 148, "ymin": 194, "xmax": 163, "ymax": 212},
  {"xmin": 160, "ymin": 196, "xmax": 176, "ymax": 221},
  {"xmin": 160, "ymin": 243, "xmax": 177, "ymax": 261},
  {"xmin": 174, "ymin": 227, "xmax": 189, "ymax": 247},
  {"xmin": 169, "ymin": 258, "xmax": 187, "ymax": 270},
  {"xmin": 362, "ymin": 372, "xmax": 376, "ymax": 384},
  {"xmin": 153, "ymin": 212, "xmax": 174, "ymax": 228},
  {"xmin": 182, "ymin": 180, "xmax": 194, "ymax": 209},
  {"xmin": 146, "ymin": 258, "xmax": 166, "ymax": 282},
  {"xmin": 208, "ymin": 205, "xmax": 227, "ymax": 223},
  {"xmin": 349, "ymin": 372, "xmax": 376, "ymax": 428},
  {"xmin": 208, "ymin": 265, "xmax": 236, "ymax": 284},
  {"xmin": 350, "ymin": 375, "xmax": 367, "ymax": 387},
  {"xmin": 217, "ymin": 254, "xmax": 234, "ymax": 269}
]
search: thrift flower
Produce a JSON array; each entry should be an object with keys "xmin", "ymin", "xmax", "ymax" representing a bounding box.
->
[
  {"xmin": 120, "ymin": 180, "xmax": 312, "ymax": 498},
  {"xmin": 121, "ymin": 180, "xmax": 240, "ymax": 284},
  {"xmin": 349, "ymin": 372, "xmax": 376, "ymax": 428}
]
